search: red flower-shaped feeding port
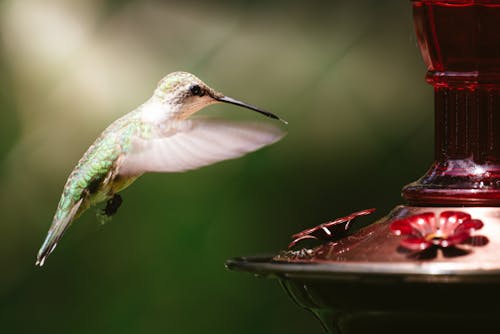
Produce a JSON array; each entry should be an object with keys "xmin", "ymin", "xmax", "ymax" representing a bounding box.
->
[{"xmin": 390, "ymin": 211, "xmax": 487, "ymax": 254}]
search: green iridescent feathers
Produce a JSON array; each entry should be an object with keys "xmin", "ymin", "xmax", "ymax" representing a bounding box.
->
[{"xmin": 36, "ymin": 112, "xmax": 142, "ymax": 266}]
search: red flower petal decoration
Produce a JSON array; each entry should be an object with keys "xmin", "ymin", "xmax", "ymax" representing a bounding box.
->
[
  {"xmin": 391, "ymin": 211, "xmax": 485, "ymax": 252},
  {"xmin": 399, "ymin": 237, "xmax": 432, "ymax": 251}
]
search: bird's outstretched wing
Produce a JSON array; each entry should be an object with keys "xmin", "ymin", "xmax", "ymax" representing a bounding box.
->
[{"xmin": 118, "ymin": 118, "xmax": 285, "ymax": 175}]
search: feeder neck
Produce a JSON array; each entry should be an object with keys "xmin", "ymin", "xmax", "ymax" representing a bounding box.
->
[{"xmin": 403, "ymin": 1, "xmax": 500, "ymax": 205}]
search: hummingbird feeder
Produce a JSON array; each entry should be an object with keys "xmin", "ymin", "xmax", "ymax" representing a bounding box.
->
[{"xmin": 226, "ymin": 1, "xmax": 500, "ymax": 333}]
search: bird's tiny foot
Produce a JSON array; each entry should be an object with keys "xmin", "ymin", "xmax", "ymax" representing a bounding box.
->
[
  {"xmin": 96, "ymin": 194, "xmax": 123, "ymax": 224},
  {"xmin": 104, "ymin": 194, "xmax": 123, "ymax": 217}
]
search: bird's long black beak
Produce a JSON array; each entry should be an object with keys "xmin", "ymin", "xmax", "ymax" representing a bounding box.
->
[{"xmin": 216, "ymin": 96, "xmax": 288, "ymax": 124}]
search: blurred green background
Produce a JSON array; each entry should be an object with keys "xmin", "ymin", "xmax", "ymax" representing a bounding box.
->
[{"xmin": 0, "ymin": 0, "xmax": 433, "ymax": 333}]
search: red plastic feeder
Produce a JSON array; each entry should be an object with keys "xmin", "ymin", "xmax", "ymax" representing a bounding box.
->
[{"xmin": 227, "ymin": 1, "xmax": 500, "ymax": 333}]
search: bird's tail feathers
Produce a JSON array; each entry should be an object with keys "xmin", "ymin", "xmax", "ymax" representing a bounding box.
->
[{"xmin": 36, "ymin": 199, "xmax": 83, "ymax": 267}]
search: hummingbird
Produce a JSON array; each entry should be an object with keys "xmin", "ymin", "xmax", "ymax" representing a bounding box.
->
[{"xmin": 36, "ymin": 71, "xmax": 286, "ymax": 266}]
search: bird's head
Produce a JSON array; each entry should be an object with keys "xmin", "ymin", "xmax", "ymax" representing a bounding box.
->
[{"xmin": 152, "ymin": 71, "xmax": 286, "ymax": 123}]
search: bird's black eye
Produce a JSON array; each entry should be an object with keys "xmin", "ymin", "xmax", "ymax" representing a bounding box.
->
[{"xmin": 189, "ymin": 84, "xmax": 203, "ymax": 96}]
